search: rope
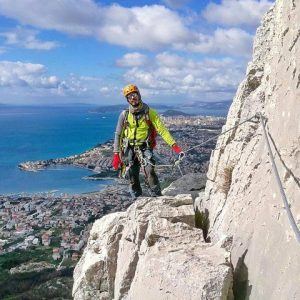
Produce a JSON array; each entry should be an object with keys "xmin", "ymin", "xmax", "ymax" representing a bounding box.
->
[
  {"xmin": 142, "ymin": 113, "xmax": 259, "ymax": 174},
  {"xmin": 123, "ymin": 111, "xmax": 300, "ymax": 244},
  {"xmin": 184, "ymin": 113, "xmax": 259, "ymax": 154},
  {"xmin": 259, "ymin": 113, "xmax": 300, "ymax": 244}
]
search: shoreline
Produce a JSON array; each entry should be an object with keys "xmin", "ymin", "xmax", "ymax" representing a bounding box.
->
[
  {"xmin": 11, "ymin": 115, "xmax": 226, "ymax": 197},
  {"xmin": 0, "ymin": 175, "xmax": 123, "ymax": 198},
  {"xmin": 0, "ymin": 114, "xmax": 226, "ymax": 299}
]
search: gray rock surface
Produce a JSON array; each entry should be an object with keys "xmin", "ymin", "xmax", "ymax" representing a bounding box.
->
[
  {"xmin": 73, "ymin": 1, "xmax": 300, "ymax": 299},
  {"xmin": 196, "ymin": 0, "xmax": 300, "ymax": 299},
  {"xmin": 162, "ymin": 173, "xmax": 206, "ymax": 197},
  {"xmin": 73, "ymin": 195, "xmax": 233, "ymax": 300}
]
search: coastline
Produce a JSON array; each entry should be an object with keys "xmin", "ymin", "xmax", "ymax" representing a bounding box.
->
[{"xmin": 0, "ymin": 114, "xmax": 226, "ymax": 298}]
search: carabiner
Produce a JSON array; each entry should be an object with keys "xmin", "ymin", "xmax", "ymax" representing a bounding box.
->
[{"xmin": 178, "ymin": 151, "xmax": 185, "ymax": 161}]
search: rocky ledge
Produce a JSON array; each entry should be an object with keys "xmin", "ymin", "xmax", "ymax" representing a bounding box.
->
[
  {"xmin": 72, "ymin": 195, "xmax": 233, "ymax": 300},
  {"xmin": 9, "ymin": 261, "xmax": 55, "ymax": 275}
]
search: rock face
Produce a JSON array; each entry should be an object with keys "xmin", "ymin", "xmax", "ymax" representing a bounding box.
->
[
  {"xmin": 73, "ymin": 195, "xmax": 233, "ymax": 299},
  {"xmin": 196, "ymin": 0, "xmax": 300, "ymax": 299},
  {"xmin": 73, "ymin": 1, "xmax": 300, "ymax": 299},
  {"xmin": 162, "ymin": 173, "xmax": 206, "ymax": 197}
]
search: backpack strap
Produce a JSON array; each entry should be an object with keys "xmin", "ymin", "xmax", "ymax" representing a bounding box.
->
[
  {"xmin": 122, "ymin": 109, "xmax": 129, "ymax": 129},
  {"xmin": 144, "ymin": 108, "xmax": 157, "ymax": 149},
  {"xmin": 144, "ymin": 106, "xmax": 152, "ymax": 127}
]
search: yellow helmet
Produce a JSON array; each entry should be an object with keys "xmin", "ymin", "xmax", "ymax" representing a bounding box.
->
[{"xmin": 123, "ymin": 84, "xmax": 139, "ymax": 98}]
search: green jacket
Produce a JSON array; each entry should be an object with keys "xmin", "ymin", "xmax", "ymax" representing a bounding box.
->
[{"xmin": 113, "ymin": 106, "xmax": 175, "ymax": 152}]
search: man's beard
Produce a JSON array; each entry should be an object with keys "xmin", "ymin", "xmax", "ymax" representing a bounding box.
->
[{"xmin": 129, "ymin": 100, "xmax": 144, "ymax": 114}]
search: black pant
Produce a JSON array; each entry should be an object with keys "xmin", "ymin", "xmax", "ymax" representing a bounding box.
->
[{"xmin": 125, "ymin": 147, "xmax": 162, "ymax": 198}]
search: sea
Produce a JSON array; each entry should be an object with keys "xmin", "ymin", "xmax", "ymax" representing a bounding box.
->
[
  {"xmin": 0, "ymin": 105, "xmax": 228, "ymax": 196},
  {"xmin": 0, "ymin": 105, "xmax": 119, "ymax": 196}
]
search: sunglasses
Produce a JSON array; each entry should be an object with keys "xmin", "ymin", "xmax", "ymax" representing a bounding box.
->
[{"xmin": 127, "ymin": 92, "xmax": 139, "ymax": 100}]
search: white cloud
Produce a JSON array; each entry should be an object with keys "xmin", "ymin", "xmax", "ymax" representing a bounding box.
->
[
  {"xmin": 0, "ymin": 61, "xmax": 47, "ymax": 87},
  {"xmin": 116, "ymin": 52, "xmax": 148, "ymax": 67},
  {"xmin": 0, "ymin": 0, "xmax": 262, "ymax": 58},
  {"xmin": 0, "ymin": 1, "xmax": 270, "ymax": 104},
  {"xmin": 0, "ymin": 0, "xmax": 100, "ymax": 35},
  {"xmin": 0, "ymin": 61, "xmax": 87, "ymax": 96},
  {"xmin": 156, "ymin": 52, "xmax": 186, "ymax": 68},
  {"xmin": 203, "ymin": 0, "xmax": 274, "ymax": 27},
  {"xmin": 100, "ymin": 86, "xmax": 109, "ymax": 93},
  {"xmin": 177, "ymin": 28, "xmax": 254, "ymax": 57},
  {"xmin": 97, "ymin": 5, "xmax": 190, "ymax": 50},
  {"xmin": 123, "ymin": 52, "xmax": 246, "ymax": 101},
  {"xmin": 0, "ymin": 27, "xmax": 60, "ymax": 50},
  {"xmin": 0, "ymin": 1, "xmax": 190, "ymax": 50}
]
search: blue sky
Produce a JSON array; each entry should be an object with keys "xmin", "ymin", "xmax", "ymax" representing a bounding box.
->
[{"xmin": 0, "ymin": 0, "xmax": 274, "ymax": 105}]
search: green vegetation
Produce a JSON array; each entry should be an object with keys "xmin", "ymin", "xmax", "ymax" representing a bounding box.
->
[
  {"xmin": 219, "ymin": 165, "xmax": 234, "ymax": 196},
  {"xmin": 0, "ymin": 268, "xmax": 9, "ymax": 283},
  {"xmin": 0, "ymin": 248, "xmax": 54, "ymax": 271},
  {"xmin": 62, "ymin": 258, "xmax": 76, "ymax": 268},
  {"xmin": 99, "ymin": 149, "xmax": 112, "ymax": 156},
  {"xmin": 0, "ymin": 267, "xmax": 74, "ymax": 299},
  {"xmin": 51, "ymin": 208, "xmax": 61, "ymax": 216},
  {"xmin": 195, "ymin": 208, "xmax": 210, "ymax": 242},
  {"xmin": 52, "ymin": 227, "xmax": 63, "ymax": 236},
  {"xmin": 88, "ymin": 215, "xmax": 97, "ymax": 224},
  {"xmin": 3, "ymin": 237, "xmax": 23, "ymax": 250},
  {"xmin": 32, "ymin": 225, "xmax": 41, "ymax": 231},
  {"xmin": 72, "ymin": 226, "xmax": 85, "ymax": 236},
  {"xmin": 50, "ymin": 236, "xmax": 61, "ymax": 248},
  {"xmin": 0, "ymin": 248, "xmax": 74, "ymax": 299}
]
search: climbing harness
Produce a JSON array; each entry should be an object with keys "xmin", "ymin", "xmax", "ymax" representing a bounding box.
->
[
  {"xmin": 135, "ymin": 146, "xmax": 148, "ymax": 167},
  {"xmin": 127, "ymin": 146, "xmax": 159, "ymax": 196}
]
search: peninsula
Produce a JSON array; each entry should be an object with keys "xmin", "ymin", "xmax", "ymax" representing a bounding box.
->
[{"xmin": 1, "ymin": 114, "xmax": 225, "ymax": 299}]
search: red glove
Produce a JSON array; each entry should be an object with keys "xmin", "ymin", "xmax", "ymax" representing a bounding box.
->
[
  {"xmin": 112, "ymin": 153, "xmax": 122, "ymax": 170},
  {"xmin": 172, "ymin": 144, "xmax": 183, "ymax": 154}
]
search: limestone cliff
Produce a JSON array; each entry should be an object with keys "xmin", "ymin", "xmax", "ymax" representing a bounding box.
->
[
  {"xmin": 73, "ymin": 195, "xmax": 233, "ymax": 299},
  {"xmin": 73, "ymin": 0, "xmax": 300, "ymax": 299},
  {"xmin": 197, "ymin": 0, "xmax": 300, "ymax": 298}
]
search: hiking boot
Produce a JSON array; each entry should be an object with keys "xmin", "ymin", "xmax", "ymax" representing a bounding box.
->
[
  {"xmin": 129, "ymin": 187, "xmax": 142, "ymax": 200},
  {"xmin": 148, "ymin": 186, "xmax": 162, "ymax": 197}
]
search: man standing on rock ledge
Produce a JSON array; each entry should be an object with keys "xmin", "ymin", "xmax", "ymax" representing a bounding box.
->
[{"xmin": 112, "ymin": 84, "xmax": 183, "ymax": 199}]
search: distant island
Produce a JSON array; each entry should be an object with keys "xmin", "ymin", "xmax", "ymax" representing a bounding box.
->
[
  {"xmin": 181, "ymin": 100, "xmax": 232, "ymax": 110},
  {"xmin": 89, "ymin": 103, "xmax": 174, "ymax": 113},
  {"xmin": 0, "ymin": 101, "xmax": 232, "ymax": 111},
  {"xmin": 89, "ymin": 104, "xmax": 127, "ymax": 113},
  {"xmin": 161, "ymin": 110, "xmax": 192, "ymax": 117}
]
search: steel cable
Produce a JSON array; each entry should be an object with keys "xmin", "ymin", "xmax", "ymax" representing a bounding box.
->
[
  {"xmin": 259, "ymin": 113, "xmax": 300, "ymax": 244},
  {"xmin": 134, "ymin": 111, "xmax": 300, "ymax": 244}
]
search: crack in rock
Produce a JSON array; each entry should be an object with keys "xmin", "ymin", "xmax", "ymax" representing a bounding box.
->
[{"xmin": 289, "ymin": 29, "xmax": 300, "ymax": 51}]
